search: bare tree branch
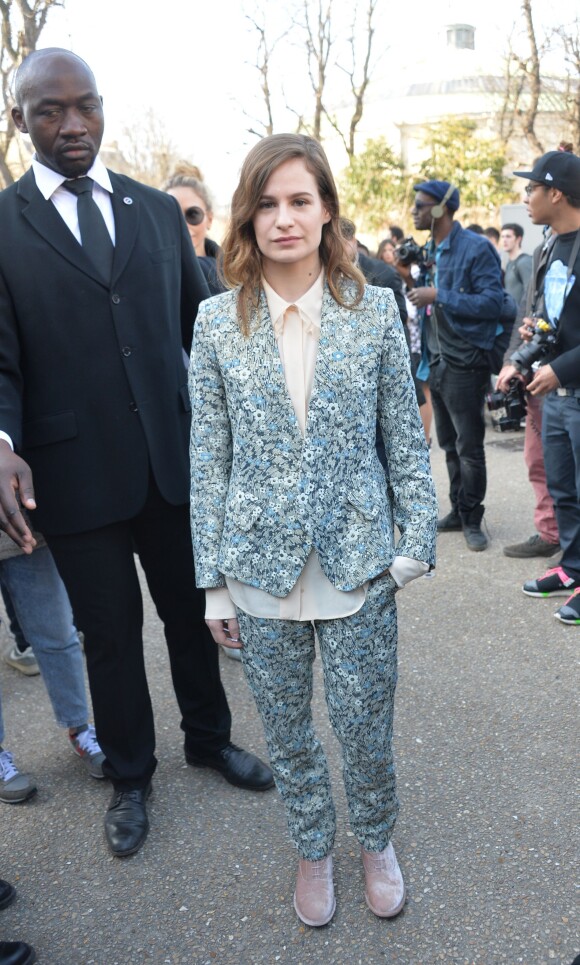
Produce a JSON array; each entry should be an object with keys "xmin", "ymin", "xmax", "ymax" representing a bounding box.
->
[
  {"xmin": 0, "ymin": 0, "xmax": 62, "ymax": 186},
  {"xmin": 553, "ymin": 19, "xmax": 580, "ymax": 148},
  {"xmin": 244, "ymin": 12, "xmax": 289, "ymax": 137},
  {"xmin": 520, "ymin": 0, "xmax": 544, "ymax": 154}
]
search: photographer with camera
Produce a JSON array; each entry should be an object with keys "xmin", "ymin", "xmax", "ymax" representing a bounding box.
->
[
  {"xmin": 496, "ymin": 151, "xmax": 580, "ymax": 625},
  {"xmin": 407, "ymin": 180, "xmax": 505, "ymax": 551},
  {"xmin": 393, "ymin": 239, "xmax": 433, "ymax": 444}
]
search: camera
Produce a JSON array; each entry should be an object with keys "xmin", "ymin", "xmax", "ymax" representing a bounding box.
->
[
  {"xmin": 395, "ymin": 237, "xmax": 428, "ymax": 267},
  {"xmin": 510, "ymin": 318, "xmax": 558, "ymax": 374},
  {"xmin": 486, "ymin": 379, "xmax": 527, "ymax": 432}
]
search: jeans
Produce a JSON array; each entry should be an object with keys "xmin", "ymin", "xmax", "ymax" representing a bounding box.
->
[
  {"xmin": 542, "ymin": 393, "xmax": 580, "ymax": 580},
  {"xmin": 0, "ymin": 583, "xmax": 29, "ymax": 652},
  {"xmin": 0, "ymin": 546, "xmax": 88, "ymax": 744},
  {"xmin": 429, "ymin": 360, "xmax": 489, "ymax": 523}
]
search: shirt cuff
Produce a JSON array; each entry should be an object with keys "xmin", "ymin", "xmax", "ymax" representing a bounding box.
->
[
  {"xmin": 390, "ymin": 556, "xmax": 429, "ymax": 588},
  {"xmin": 205, "ymin": 586, "xmax": 237, "ymax": 620},
  {"xmin": 0, "ymin": 432, "xmax": 14, "ymax": 450}
]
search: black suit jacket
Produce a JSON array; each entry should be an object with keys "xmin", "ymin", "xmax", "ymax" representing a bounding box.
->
[
  {"xmin": 357, "ymin": 253, "xmax": 408, "ymax": 326},
  {"xmin": 0, "ymin": 167, "xmax": 210, "ymax": 535}
]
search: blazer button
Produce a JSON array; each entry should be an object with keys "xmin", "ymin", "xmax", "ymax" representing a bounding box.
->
[
  {"xmin": 111, "ymin": 293, "xmax": 121, "ymax": 304},
  {"xmin": 128, "ymin": 402, "xmax": 138, "ymax": 412},
  {"xmin": 122, "ymin": 346, "xmax": 132, "ymax": 357}
]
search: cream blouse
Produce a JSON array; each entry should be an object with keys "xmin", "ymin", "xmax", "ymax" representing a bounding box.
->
[{"xmin": 204, "ymin": 272, "xmax": 427, "ymax": 621}]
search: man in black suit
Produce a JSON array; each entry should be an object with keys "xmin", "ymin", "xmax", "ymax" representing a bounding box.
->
[{"xmin": 0, "ymin": 48, "xmax": 273, "ymax": 857}]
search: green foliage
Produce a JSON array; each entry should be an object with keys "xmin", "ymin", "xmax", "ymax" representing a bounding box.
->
[
  {"xmin": 340, "ymin": 137, "xmax": 413, "ymax": 234},
  {"xmin": 418, "ymin": 118, "xmax": 517, "ymax": 215}
]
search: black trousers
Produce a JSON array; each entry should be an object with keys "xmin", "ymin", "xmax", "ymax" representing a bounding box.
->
[
  {"xmin": 46, "ymin": 476, "xmax": 231, "ymax": 790},
  {"xmin": 429, "ymin": 360, "xmax": 490, "ymax": 524}
]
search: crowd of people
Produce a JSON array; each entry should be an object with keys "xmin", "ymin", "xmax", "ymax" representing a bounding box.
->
[{"xmin": 0, "ymin": 45, "xmax": 578, "ymax": 960}]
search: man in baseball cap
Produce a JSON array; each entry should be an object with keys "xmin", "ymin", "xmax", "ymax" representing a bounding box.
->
[
  {"xmin": 498, "ymin": 151, "xmax": 580, "ymax": 624},
  {"xmin": 513, "ymin": 151, "xmax": 580, "ymax": 196}
]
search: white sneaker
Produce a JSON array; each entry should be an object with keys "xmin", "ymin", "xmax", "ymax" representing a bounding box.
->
[{"xmin": 3, "ymin": 645, "xmax": 40, "ymax": 676}]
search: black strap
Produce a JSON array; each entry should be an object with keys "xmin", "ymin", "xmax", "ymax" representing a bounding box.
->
[{"xmin": 63, "ymin": 177, "xmax": 114, "ymax": 283}]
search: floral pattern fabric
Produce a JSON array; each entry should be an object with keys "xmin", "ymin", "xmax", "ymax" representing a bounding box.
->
[
  {"xmin": 237, "ymin": 572, "xmax": 399, "ymax": 860},
  {"xmin": 189, "ymin": 282, "xmax": 437, "ymax": 595}
]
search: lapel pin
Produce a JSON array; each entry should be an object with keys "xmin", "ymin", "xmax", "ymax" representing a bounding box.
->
[{"xmin": 123, "ymin": 196, "xmax": 133, "ymax": 205}]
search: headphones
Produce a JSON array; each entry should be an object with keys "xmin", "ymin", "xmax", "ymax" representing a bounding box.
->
[{"xmin": 430, "ymin": 184, "xmax": 457, "ymax": 219}]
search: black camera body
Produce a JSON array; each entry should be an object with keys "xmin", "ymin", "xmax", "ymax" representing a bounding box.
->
[
  {"xmin": 510, "ymin": 318, "xmax": 557, "ymax": 374},
  {"xmin": 396, "ymin": 236, "xmax": 428, "ymax": 267},
  {"xmin": 486, "ymin": 379, "xmax": 527, "ymax": 432}
]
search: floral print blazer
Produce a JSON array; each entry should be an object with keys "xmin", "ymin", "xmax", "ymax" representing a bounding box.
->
[{"xmin": 189, "ymin": 281, "xmax": 437, "ymax": 597}]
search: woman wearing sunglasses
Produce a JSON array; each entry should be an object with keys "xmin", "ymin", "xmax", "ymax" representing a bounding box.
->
[
  {"xmin": 164, "ymin": 169, "xmax": 224, "ymax": 295},
  {"xmin": 189, "ymin": 134, "xmax": 437, "ymax": 927}
]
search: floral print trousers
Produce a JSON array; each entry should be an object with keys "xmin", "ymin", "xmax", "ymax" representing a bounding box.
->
[{"xmin": 236, "ymin": 573, "xmax": 399, "ymax": 861}]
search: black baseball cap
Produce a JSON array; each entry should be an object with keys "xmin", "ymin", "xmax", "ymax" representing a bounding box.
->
[{"xmin": 513, "ymin": 151, "xmax": 580, "ymax": 196}]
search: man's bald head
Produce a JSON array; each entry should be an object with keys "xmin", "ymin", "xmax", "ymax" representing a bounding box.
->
[
  {"xmin": 14, "ymin": 48, "xmax": 97, "ymax": 109},
  {"xmin": 12, "ymin": 48, "xmax": 104, "ymax": 178}
]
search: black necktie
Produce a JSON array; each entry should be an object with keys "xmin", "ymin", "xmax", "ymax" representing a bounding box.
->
[{"xmin": 63, "ymin": 176, "xmax": 114, "ymax": 283}]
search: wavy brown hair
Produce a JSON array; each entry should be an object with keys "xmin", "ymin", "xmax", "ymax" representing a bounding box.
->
[{"xmin": 221, "ymin": 134, "xmax": 365, "ymax": 335}]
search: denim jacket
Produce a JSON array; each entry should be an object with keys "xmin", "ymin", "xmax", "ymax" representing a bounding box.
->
[{"xmin": 429, "ymin": 222, "xmax": 504, "ymax": 351}]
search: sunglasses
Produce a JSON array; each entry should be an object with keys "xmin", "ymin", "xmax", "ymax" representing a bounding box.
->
[
  {"xmin": 184, "ymin": 205, "xmax": 206, "ymax": 226},
  {"xmin": 412, "ymin": 200, "xmax": 436, "ymax": 210},
  {"xmin": 524, "ymin": 183, "xmax": 544, "ymax": 196}
]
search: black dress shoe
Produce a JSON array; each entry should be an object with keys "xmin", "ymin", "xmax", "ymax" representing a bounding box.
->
[
  {"xmin": 0, "ymin": 879, "xmax": 15, "ymax": 910},
  {"xmin": 104, "ymin": 783, "xmax": 152, "ymax": 857},
  {"xmin": 0, "ymin": 941, "xmax": 36, "ymax": 965},
  {"xmin": 185, "ymin": 742, "xmax": 274, "ymax": 791}
]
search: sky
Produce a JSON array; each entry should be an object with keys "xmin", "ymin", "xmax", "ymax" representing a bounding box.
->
[{"xmin": 36, "ymin": 0, "xmax": 578, "ymax": 206}]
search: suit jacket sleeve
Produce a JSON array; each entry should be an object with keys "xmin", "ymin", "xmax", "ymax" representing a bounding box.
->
[
  {"xmin": 375, "ymin": 289, "xmax": 437, "ymax": 565},
  {"xmin": 0, "ymin": 265, "xmax": 24, "ymax": 449},
  {"xmin": 189, "ymin": 300, "xmax": 232, "ymax": 588}
]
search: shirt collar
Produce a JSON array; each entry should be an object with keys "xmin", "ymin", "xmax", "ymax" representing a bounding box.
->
[
  {"xmin": 263, "ymin": 270, "xmax": 324, "ymax": 337},
  {"xmin": 31, "ymin": 155, "xmax": 113, "ymax": 200}
]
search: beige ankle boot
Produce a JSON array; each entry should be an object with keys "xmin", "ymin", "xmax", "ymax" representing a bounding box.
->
[
  {"xmin": 293, "ymin": 855, "xmax": 335, "ymax": 927},
  {"xmin": 361, "ymin": 842, "xmax": 405, "ymax": 918}
]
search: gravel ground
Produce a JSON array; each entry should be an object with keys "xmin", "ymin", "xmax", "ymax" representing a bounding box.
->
[{"xmin": 0, "ymin": 428, "xmax": 578, "ymax": 965}]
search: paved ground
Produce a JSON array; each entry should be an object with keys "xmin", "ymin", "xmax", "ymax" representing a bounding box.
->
[{"xmin": 0, "ymin": 427, "xmax": 578, "ymax": 965}]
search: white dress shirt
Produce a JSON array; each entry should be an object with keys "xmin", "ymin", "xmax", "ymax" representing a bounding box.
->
[
  {"xmin": 31, "ymin": 156, "xmax": 115, "ymax": 244},
  {"xmin": 205, "ymin": 272, "xmax": 427, "ymax": 622}
]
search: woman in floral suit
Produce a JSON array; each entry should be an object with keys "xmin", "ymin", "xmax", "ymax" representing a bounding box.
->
[{"xmin": 189, "ymin": 134, "xmax": 437, "ymax": 927}]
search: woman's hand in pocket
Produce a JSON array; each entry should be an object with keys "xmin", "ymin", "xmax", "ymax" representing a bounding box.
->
[{"xmin": 205, "ymin": 617, "xmax": 243, "ymax": 649}]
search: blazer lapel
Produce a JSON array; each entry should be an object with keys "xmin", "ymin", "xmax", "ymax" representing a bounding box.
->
[
  {"xmin": 17, "ymin": 169, "xmax": 106, "ymax": 287},
  {"xmin": 109, "ymin": 173, "xmax": 140, "ymax": 284},
  {"xmin": 249, "ymin": 288, "xmax": 304, "ymax": 439},
  {"xmin": 309, "ymin": 282, "xmax": 353, "ymax": 396}
]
